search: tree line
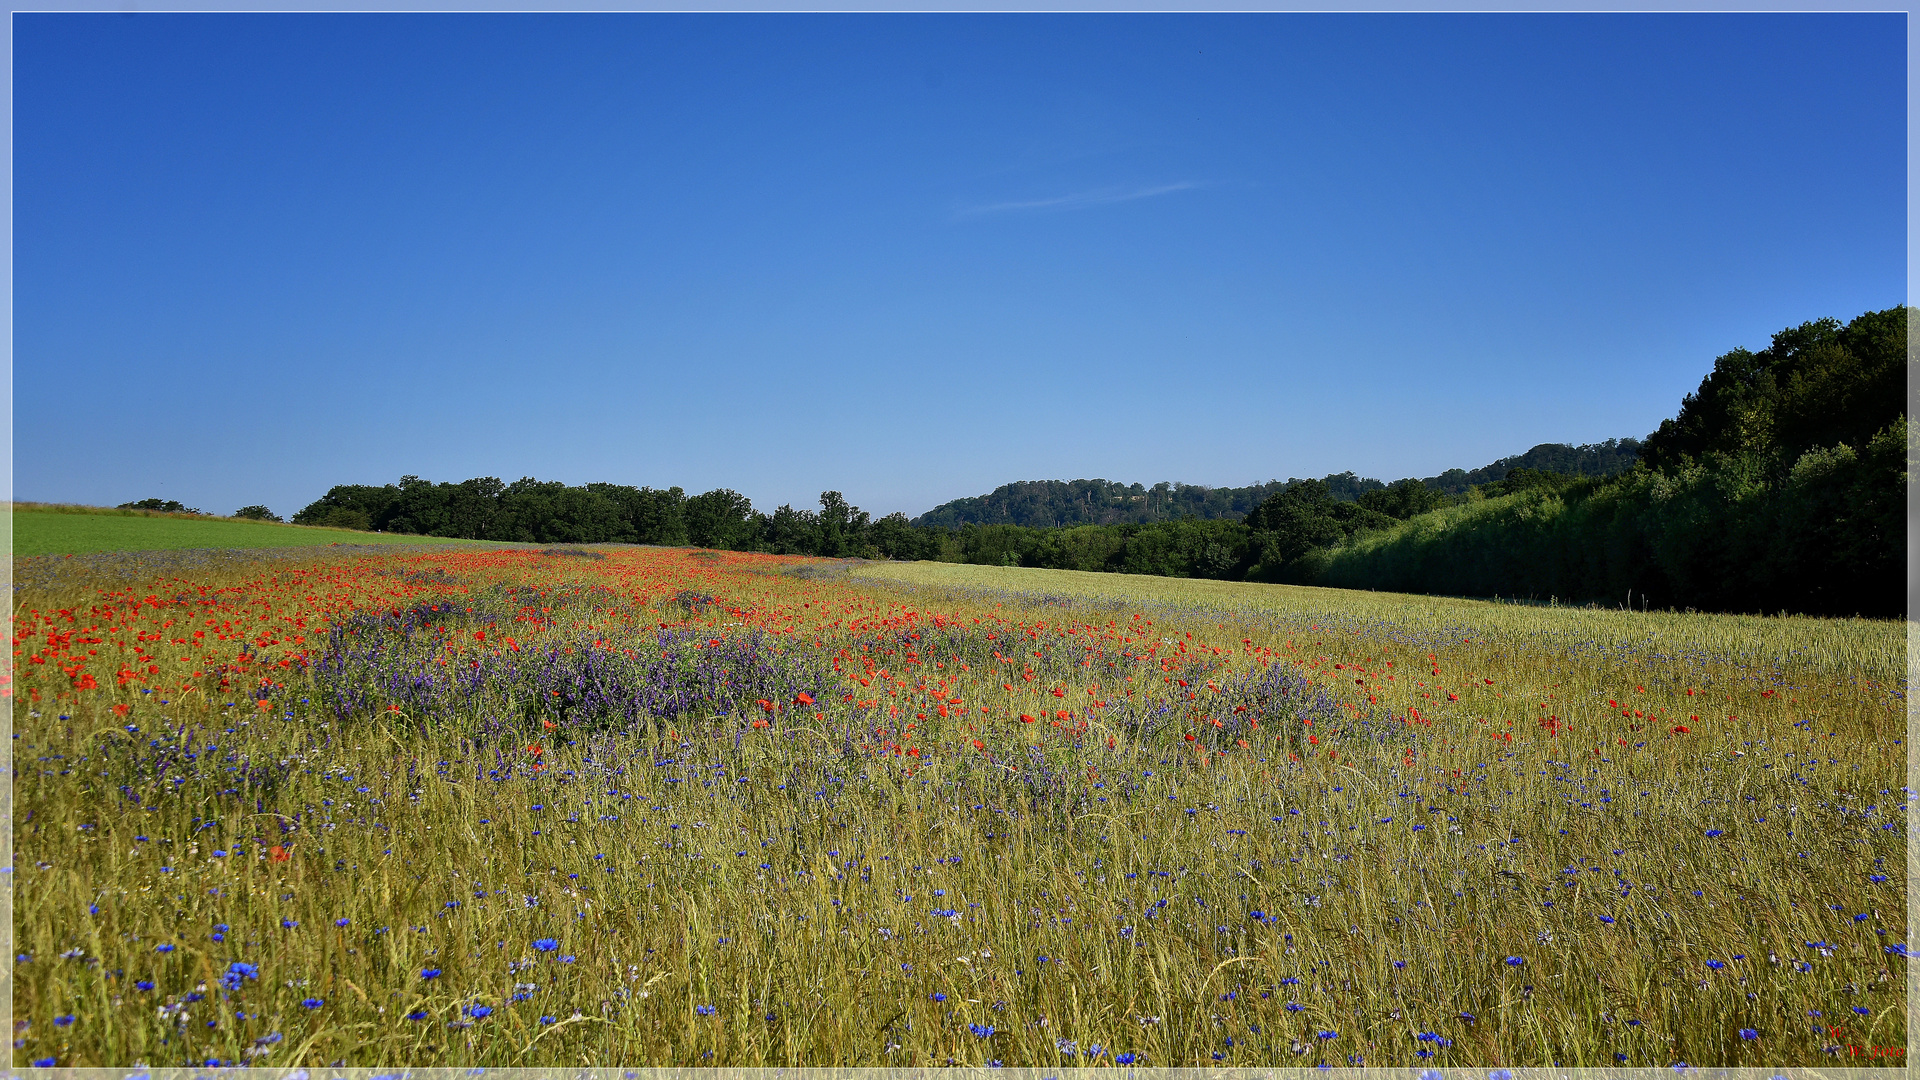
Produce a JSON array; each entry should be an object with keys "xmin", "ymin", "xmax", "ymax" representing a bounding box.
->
[
  {"xmin": 287, "ymin": 306, "xmax": 1903, "ymax": 617},
  {"xmin": 286, "ymin": 465, "xmax": 1578, "ymax": 580},
  {"xmin": 292, "ymin": 479, "xmax": 911, "ymax": 558}
]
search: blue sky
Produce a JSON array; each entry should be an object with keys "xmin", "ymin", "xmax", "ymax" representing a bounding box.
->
[{"xmin": 14, "ymin": 14, "xmax": 1905, "ymax": 521}]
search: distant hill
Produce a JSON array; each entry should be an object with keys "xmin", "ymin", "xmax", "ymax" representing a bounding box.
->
[
  {"xmin": 911, "ymin": 479, "xmax": 1289, "ymax": 529},
  {"xmin": 1418, "ymin": 439, "xmax": 1643, "ymax": 495},
  {"xmin": 909, "ymin": 440, "xmax": 1642, "ymax": 528}
]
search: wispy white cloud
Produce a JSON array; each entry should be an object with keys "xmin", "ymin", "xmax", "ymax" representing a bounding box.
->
[{"xmin": 959, "ymin": 181, "xmax": 1202, "ymax": 216}]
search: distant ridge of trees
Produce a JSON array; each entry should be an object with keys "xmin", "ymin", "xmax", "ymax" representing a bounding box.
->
[
  {"xmin": 1419, "ymin": 439, "xmax": 1643, "ymax": 495},
  {"xmin": 909, "ymin": 440, "xmax": 1642, "ymax": 528}
]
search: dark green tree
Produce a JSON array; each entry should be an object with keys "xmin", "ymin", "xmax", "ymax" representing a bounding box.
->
[
  {"xmin": 1641, "ymin": 307, "xmax": 1905, "ymax": 475},
  {"xmin": 684, "ymin": 489, "xmax": 756, "ymax": 550},
  {"xmin": 292, "ymin": 484, "xmax": 397, "ymax": 530},
  {"xmin": 1357, "ymin": 478, "xmax": 1445, "ymax": 519},
  {"xmin": 119, "ymin": 498, "xmax": 203, "ymax": 514},
  {"xmin": 761, "ymin": 504, "xmax": 817, "ymax": 555},
  {"xmin": 815, "ymin": 491, "xmax": 870, "ymax": 557}
]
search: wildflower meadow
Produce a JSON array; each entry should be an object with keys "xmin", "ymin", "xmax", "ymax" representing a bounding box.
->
[{"xmin": 9, "ymin": 545, "xmax": 1907, "ymax": 1069}]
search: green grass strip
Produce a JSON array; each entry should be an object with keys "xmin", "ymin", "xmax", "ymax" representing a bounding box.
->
[{"xmin": 9, "ymin": 507, "xmax": 495, "ymax": 556}]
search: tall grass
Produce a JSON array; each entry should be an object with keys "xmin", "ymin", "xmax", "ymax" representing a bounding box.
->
[{"xmin": 11, "ymin": 549, "xmax": 1906, "ymax": 1068}]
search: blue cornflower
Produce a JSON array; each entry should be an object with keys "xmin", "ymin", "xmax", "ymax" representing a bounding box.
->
[
  {"xmin": 1491, "ymin": 1070, "xmax": 1515, "ymax": 1080},
  {"xmin": 1598, "ymin": 915, "xmax": 1615, "ymax": 924},
  {"xmin": 135, "ymin": 980, "xmax": 154, "ymax": 991},
  {"xmin": 1706, "ymin": 960, "xmax": 1725, "ymax": 970},
  {"xmin": 1317, "ymin": 1030, "xmax": 1337, "ymax": 1039},
  {"xmin": 406, "ymin": 1010, "xmax": 428, "ymax": 1021},
  {"xmin": 533, "ymin": 938, "xmax": 559, "ymax": 952},
  {"xmin": 1504, "ymin": 956, "xmax": 1524, "ymax": 966},
  {"xmin": 155, "ymin": 944, "xmax": 175, "ymax": 953},
  {"xmin": 299, "ymin": 998, "xmax": 323, "ymax": 1009},
  {"xmin": 1739, "ymin": 1029, "xmax": 1759, "ymax": 1040},
  {"xmin": 221, "ymin": 961, "xmax": 260, "ymax": 992},
  {"xmin": 540, "ymin": 1015, "xmax": 557, "ymax": 1025},
  {"xmin": 931, "ymin": 992, "xmax": 947, "ymax": 1002},
  {"xmin": 334, "ymin": 918, "xmax": 351, "ymax": 927},
  {"xmin": 421, "ymin": 968, "xmax": 442, "ymax": 979},
  {"xmin": 1705, "ymin": 830, "xmax": 1722, "ymax": 838},
  {"xmin": 1115, "ymin": 1053, "xmax": 1138, "ymax": 1065},
  {"xmin": 52, "ymin": 1016, "xmax": 74, "ymax": 1028},
  {"xmin": 695, "ymin": 1005, "xmax": 715, "ymax": 1017},
  {"xmin": 969, "ymin": 1022, "xmax": 995, "ymax": 1037},
  {"xmin": 281, "ymin": 919, "xmax": 298, "ymax": 929},
  {"xmin": 31, "ymin": 1058, "xmax": 55, "ymax": 1068},
  {"xmin": 467, "ymin": 1005, "xmax": 493, "ymax": 1019}
]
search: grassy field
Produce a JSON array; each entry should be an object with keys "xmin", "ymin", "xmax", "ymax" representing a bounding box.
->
[
  {"xmin": 10, "ymin": 547, "xmax": 1908, "ymax": 1069},
  {"xmin": 9, "ymin": 504, "xmax": 498, "ymax": 556}
]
